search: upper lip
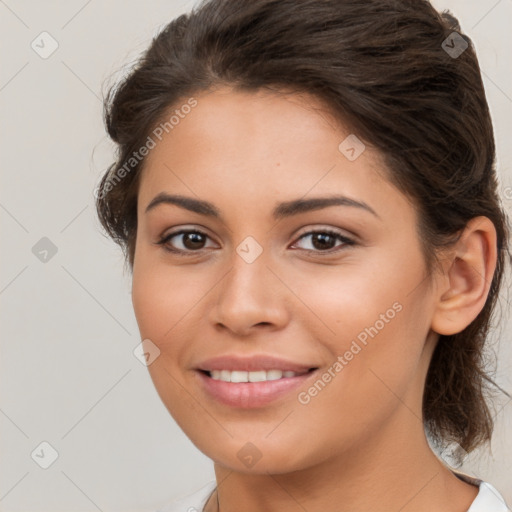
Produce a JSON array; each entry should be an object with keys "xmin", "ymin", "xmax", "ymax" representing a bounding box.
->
[{"xmin": 196, "ymin": 355, "xmax": 318, "ymax": 373}]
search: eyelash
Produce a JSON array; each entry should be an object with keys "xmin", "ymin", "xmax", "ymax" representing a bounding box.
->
[{"xmin": 156, "ymin": 228, "xmax": 356, "ymax": 257}]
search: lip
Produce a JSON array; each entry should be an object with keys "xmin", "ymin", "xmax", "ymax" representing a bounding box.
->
[
  {"xmin": 195, "ymin": 354, "xmax": 319, "ymax": 408},
  {"xmin": 196, "ymin": 354, "xmax": 317, "ymax": 373}
]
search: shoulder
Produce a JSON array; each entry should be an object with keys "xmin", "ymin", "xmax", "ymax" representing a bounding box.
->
[
  {"xmin": 467, "ymin": 482, "xmax": 510, "ymax": 512},
  {"xmin": 453, "ymin": 471, "xmax": 510, "ymax": 512},
  {"xmin": 155, "ymin": 481, "xmax": 217, "ymax": 512}
]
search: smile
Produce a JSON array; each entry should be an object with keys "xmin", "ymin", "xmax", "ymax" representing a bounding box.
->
[
  {"xmin": 207, "ymin": 369, "xmax": 310, "ymax": 382},
  {"xmin": 196, "ymin": 367, "xmax": 318, "ymax": 408}
]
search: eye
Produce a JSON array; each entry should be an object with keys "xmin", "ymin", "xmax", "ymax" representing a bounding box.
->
[
  {"xmin": 291, "ymin": 229, "xmax": 355, "ymax": 254},
  {"xmin": 156, "ymin": 229, "xmax": 216, "ymax": 255}
]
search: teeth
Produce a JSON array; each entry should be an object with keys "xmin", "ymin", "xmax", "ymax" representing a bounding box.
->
[
  {"xmin": 266, "ymin": 370, "xmax": 283, "ymax": 380},
  {"xmin": 249, "ymin": 370, "xmax": 267, "ymax": 382},
  {"xmin": 230, "ymin": 371, "xmax": 248, "ymax": 383},
  {"xmin": 209, "ymin": 369, "xmax": 301, "ymax": 382}
]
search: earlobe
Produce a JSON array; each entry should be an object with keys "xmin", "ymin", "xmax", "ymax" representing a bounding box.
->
[{"xmin": 431, "ymin": 216, "xmax": 497, "ymax": 336}]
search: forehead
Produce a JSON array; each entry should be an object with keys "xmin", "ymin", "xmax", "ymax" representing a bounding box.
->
[
  {"xmin": 137, "ymin": 86, "xmax": 412, "ymax": 223},
  {"xmin": 162, "ymin": 86, "xmax": 348, "ymax": 158}
]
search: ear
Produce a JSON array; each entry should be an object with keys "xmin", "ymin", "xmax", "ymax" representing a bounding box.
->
[{"xmin": 431, "ymin": 216, "xmax": 497, "ymax": 336}]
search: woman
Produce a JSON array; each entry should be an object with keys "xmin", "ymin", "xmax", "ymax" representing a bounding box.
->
[{"xmin": 95, "ymin": 0, "xmax": 511, "ymax": 510}]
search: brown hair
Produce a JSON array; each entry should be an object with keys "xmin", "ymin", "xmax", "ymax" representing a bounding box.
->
[{"xmin": 96, "ymin": 0, "xmax": 511, "ymax": 455}]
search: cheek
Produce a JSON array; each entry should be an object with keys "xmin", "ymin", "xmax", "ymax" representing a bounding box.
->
[
  {"xmin": 296, "ymin": 251, "xmax": 429, "ymax": 409},
  {"xmin": 131, "ymin": 254, "xmax": 204, "ymax": 424},
  {"xmin": 131, "ymin": 260, "xmax": 169, "ymax": 341},
  {"xmin": 131, "ymin": 251, "xmax": 206, "ymax": 342},
  {"xmin": 293, "ymin": 257, "xmax": 403, "ymax": 348},
  {"xmin": 288, "ymin": 301, "xmax": 426, "ymax": 465}
]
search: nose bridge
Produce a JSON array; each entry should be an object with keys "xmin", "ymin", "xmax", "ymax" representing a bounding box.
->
[
  {"xmin": 222, "ymin": 239, "xmax": 273, "ymax": 306},
  {"xmin": 211, "ymin": 237, "xmax": 287, "ymax": 333}
]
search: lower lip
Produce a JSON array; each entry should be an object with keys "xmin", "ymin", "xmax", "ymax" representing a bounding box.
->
[{"xmin": 196, "ymin": 370, "xmax": 317, "ymax": 408}]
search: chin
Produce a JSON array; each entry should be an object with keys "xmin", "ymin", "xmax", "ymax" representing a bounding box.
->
[{"xmin": 190, "ymin": 434, "xmax": 316, "ymax": 475}]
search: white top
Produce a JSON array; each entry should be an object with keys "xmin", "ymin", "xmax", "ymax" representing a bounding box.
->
[{"xmin": 157, "ymin": 474, "xmax": 511, "ymax": 512}]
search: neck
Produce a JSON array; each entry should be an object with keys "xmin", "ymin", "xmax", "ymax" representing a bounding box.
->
[{"xmin": 206, "ymin": 411, "xmax": 478, "ymax": 512}]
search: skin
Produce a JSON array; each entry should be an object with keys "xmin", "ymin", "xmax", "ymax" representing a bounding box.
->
[{"xmin": 131, "ymin": 86, "xmax": 497, "ymax": 512}]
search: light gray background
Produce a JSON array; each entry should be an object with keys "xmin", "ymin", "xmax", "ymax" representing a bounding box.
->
[{"xmin": 1, "ymin": 1, "xmax": 511, "ymax": 510}]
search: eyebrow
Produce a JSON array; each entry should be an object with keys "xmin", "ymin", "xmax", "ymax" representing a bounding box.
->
[{"xmin": 145, "ymin": 193, "xmax": 380, "ymax": 220}]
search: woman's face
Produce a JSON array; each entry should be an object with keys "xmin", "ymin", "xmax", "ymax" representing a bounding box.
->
[{"xmin": 132, "ymin": 86, "xmax": 441, "ymax": 473}]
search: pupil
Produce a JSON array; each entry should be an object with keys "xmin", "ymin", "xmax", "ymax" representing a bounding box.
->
[
  {"xmin": 184, "ymin": 232, "xmax": 205, "ymax": 249},
  {"xmin": 313, "ymin": 233, "xmax": 334, "ymax": 250}
]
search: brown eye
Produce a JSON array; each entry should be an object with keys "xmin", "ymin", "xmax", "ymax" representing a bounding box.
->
[
  {"xmin": 292, "ymin": 230, "xmax": 355, "ymax": 253},
  {"xmin": 180, "ymin": 232, "xmax": 207, "ymax": 250},
  {"xmin": 157, "ymin": 229, "xmax": 215, "ymax": 254}
]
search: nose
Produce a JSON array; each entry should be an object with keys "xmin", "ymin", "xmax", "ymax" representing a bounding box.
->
[{"xmin": 210, "ymin": 249, "xmax": 291, "ymax": 337}]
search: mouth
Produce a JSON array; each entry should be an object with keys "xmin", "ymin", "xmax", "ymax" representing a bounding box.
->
[
  {"xmin": 196, "ymin": 367, "xmax": 319, "ymax": 408},
  {"xmin": 200, "ymin": 368, "xmax": 316, "ymax": 382}
]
